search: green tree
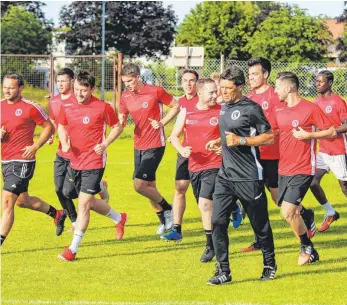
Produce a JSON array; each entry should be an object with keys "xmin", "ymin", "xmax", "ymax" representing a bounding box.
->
[
  {"xmin": 1, "ymin": 6, "xmax": 53, "ymax": 54},
  {"xmin": 246, "ymin": 6, "xmax": 333, "ymax": 62},
  {"xmin": 337, "ymin": 1, "xmax": 347, "ymax": 62}
]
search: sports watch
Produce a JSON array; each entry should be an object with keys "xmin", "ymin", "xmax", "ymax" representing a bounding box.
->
[{"xmin": 239, "ymin": 137, "xmax": 247, "ymax": 145}]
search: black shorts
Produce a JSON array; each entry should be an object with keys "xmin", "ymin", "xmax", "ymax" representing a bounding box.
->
[
  {"xmin": 2, "ymin": 161, "xmax": 36, "ymax": 196},
  {"xmin": 277, "ymin": 174, "xmax": 313, "ymax": 207},
  {"xmin": 260, "ymin": 159, "xmax": 279, "ymax": 189},
  {"xmin": 70, "ymin": 168, "xmax": 105, "ymax": 195},
  {"xmin": 189, "ymin": 168, "xmax": 219, "ymax": 202},
  {"xmin": 133, "ymin": 147, "xmax": 165, "ymax": 181},
  {"xmin": 54, "ymin": 154, "xmax": 78, "ymax": 199},
  {"xmin": 175, "ymin": 154, "xmax": 189, "ymax": 181}
]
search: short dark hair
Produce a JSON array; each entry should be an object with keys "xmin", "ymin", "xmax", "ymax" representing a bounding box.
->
[
  {"xmin": 220, "ymin": 66, "xmax": 245, "ymax": 86},
  {"xmin": 182, "ymin": 69, "xmax": 199, "ymax": 81},
  {"xmin": 121, "ymin": 63, "xmax": 141, "ymax": 77},
  {"xmin": 57, "ymin": 68, "xmax": 74, "ymax": 79},
  {"xmin": 196, "ymin": 78, "xmax": 216, "ymax": 92},
  {"xmin": 318, "ymin": 70, "xmax": 334, "ymax": 83},
  {"xmin": 277, "ymin": 72, "xmax": 299, "ymax": 90},
  {"xmin": 3, "ymin": 74, "xmax": 24, "ymax": 87},
  {"xmin": 248, "ymin": 57, "xmax": 271, "ymax": 77},
  {"xmin": 75, "ymin": 70, "xmax": 95, "ymax": 88}
]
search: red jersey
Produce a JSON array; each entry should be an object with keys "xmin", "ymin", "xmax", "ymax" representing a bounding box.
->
[
  {"xmin": 119, "ymin": 84, "xmax": 173, "ymax": 150},
  {"xmin": 314, "ymin": 94, "xmax": 347, "ymax": 155},
  {"xmin": 178, "ymin": 94, "xmax": 199, "ymax": 146},
  {"xmin": 57, "ymin": 96, "xmax": 119, "ymax": 170},
  {"xmin": 274, "ymin": 99, "xmax": 332, "ymax": 176},
  {"xmin": 247, "ymin": 86, "xmax": 280, "ymax": 160},
  {"xmin": 1, "ymin": 98, "xmax": 48, "ymax": 162},
  {"xmin": 49, "ymin": 94, "xmax": 76, "ymax": 159},
  {"xmin": 185, "ymin": 104, "xmax": 222, "ymax": 172}
]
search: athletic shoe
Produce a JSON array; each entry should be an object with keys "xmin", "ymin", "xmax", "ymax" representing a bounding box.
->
[
  {"xmin": 298, "ymin": 245, "xmax": 319, "ymax": 265},
  {"xmin": 58, "ymin": 248, "xmax": 76, "ymax": 261},
  {"xmin": 115, "ymin": 213, "xmax": 128, "ymax": 240},
  {"xmin": 163, "ymin": 209, "xmax": 173, "ymax": 231},
  {"xmin": 238, "ymin": 201, "xmax": 246, "ymax": 221},
  {"xmin": 156, "ymin": 224, "xmax": 165, "ymax": 235},
  {"xmin": 318, "ymin": 212, "xmax": 340, "ymax": 232},
  {"xmin": 260, "ymin": 264, "xmax": 277, "ymax": 281},
  {"xmin": 99, "ymin": 180, "xmax": 109, "ymax": 203},
  {"xmin": 207, "ymin": 263, "xmax": 231, "ymax": 285},
  {"xmin": 230, "ymin": 206, "xmax": 242, "ymax": 228},
  {"xmin": 200, "ymin": 246, "xmax": 215, "ymax": 263},
  {"xmin": 302, "ymin": 209, "xmax": 316, "ymax": 239},
  {"xmin": 54, "ymin": 209, "xmax": 67, "ymax": 236},
  {"xmin": 241, "ymin": 241, "xmax": 261, "ymax": 252},
  {"xmin": 160, "ymin": 228, "xmax": 182, "ymax": 241}
]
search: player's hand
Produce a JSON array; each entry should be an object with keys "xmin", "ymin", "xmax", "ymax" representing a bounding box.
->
[
  {"xmin": 148, "ymin": 118, "xmax": 163, "ymax": 130},
  {"xmin": 21, "ymin": 144, "xmax": 39, "ymax": 159},
  {"xmin": 179, "ymin": 146, "xmax": 192, "ymax": 158},
  {"xmin": 205, "ymin": 139, "xmax": 221, "ymax": 152},
  {"xmin": 225, "ymin": 131, "xmax": 240, "ymax": 147},
  {"xmin": 94, "ymin": 143, "xmax": 107, "ymax": 154},
  {"xmin": 47, "ymin": 134, "xmax": 54, "ymax": 145},
  {"xmin": 214, "ymin": 146, "xmax": 223, "ymax": 155},
  {"xmin": 292, "ymin": 127, "xmax": 310, "ymax": 140},
  {"xmin": 1, "ymin": 126, "xmax": 8, "ymax": 141}
]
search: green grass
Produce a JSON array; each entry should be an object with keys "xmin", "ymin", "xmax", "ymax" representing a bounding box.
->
[{"xmin": 1, "ymin": 139, "xmax": 347, "ymax": 305}]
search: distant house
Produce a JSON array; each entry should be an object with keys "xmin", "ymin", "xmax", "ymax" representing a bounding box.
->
[{"xmin": 323, "ymin": 19, "xmax": 346, "ymax": 64}]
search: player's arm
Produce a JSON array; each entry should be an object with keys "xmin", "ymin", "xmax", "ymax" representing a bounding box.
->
[
  {"xmin": 170, "ymin": 108, "xmax": 192, "ymax": 157},
  {"xmin": 225, "ymin": 130, "xmax": 274, "ymax": 147},
  {"xmin": 292, "ymin": 126, "xmax": 336, "ymax": 140},
  {"xmin": 56, "ymin": 107, "xmax": 70, "ymax": 152},
  {"xmin": 118, "ymin": 95, "xmax": 129, "ymax": 127},
  {"xmin": 335, "ymin": 120, "xmax": 347, "ymax": 133},
  {"xmin": 336, "ymin": 99, "xmax": 347, "ymax": 133},
  {"xmin": 160, "ymin": 97, "xmax": 180, "ymax": 126}
]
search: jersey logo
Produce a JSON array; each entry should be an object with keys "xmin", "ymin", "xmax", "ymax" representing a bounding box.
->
[
  {"xmin": 325, "ymin": 105, "xmax": 332, "ymax": 113},
  {"xmin": 64, "ymin": 103, "xmax": 73, "ymax": 107},
  {"xmin": 142, "ymin": 102, "xmax": 148, "ymax": 108},
  {"xmin": 143, "ymin": 173, "xmax": 147, "ymax": 179},
  {"xmin": 209, "ymin": 117, "xmax": 219, "ymax": 126},
  {"xmin": 292, "ymin": 120, "xmax": 299, "ymax": 127},
  {"xmin": 15, "ymin": 109, "xmax": 23, "ymax": 116},
  {"xmin": 231, "ymin": 110, "xmax": 240, "ymax": 120},
  {"xmin": 82, "ymin": 116, "xmax": 90, "ymax": 124},
  {"xmin": 262, "ymin": 101, "xmax": 269, "ymax": 110},
  {"xmin": 186, "ymin": 119, "xmax": 198, "ymax": 125}
]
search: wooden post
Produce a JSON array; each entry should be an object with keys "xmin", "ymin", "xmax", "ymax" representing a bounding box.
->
[
  {"xmin": 50, "ymin": 55, "xmax": 54, "ymax": 99},
  {"xmin": 220, "ymin": 53, "xmax": 225, "ymax": 74},
  {"xmin": 185, "ymin": 46, "xmax": 189, "ymax": 69},
  {"xmin": 117, "ymin": 53, "xmax": 123, "ymax": 111},
  {"xmin": 112, "ymin": 55, "xmax": 117, "ymax": 109}
]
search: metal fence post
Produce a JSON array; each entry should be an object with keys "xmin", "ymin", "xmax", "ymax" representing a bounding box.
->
[
  {"xmin": 50, "ymin": 55, "xmax": 54, "ymax": 99},
  {"xmin": 117, "ymin": 53, "xmax": 123, "ymax": 110},
  {"xmin": 220, "ymin": 53, "xmax": 225, "ymax": 73}
]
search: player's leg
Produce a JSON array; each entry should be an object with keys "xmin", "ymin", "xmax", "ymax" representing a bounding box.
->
[{"xmin": 1, "ymin": 190, "xmax": 18, "ymax": 245}]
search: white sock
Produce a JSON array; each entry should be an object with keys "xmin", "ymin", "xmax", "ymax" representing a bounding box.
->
[
  {"xmin": 322, "ymin": 202, "xmax": 335, "ymax": 216},
  {"xmin": 69, "ymin": 230, "xmax": 84, "ymax": 254},
  {"xmin": 105, "ymin": 208, "xmax": 121, "ymax": 224}
]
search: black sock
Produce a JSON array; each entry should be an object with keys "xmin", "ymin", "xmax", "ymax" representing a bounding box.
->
[
  {"xmin": 299, "ymin": 232, "xmax": 312, "ymax": 246},
  {"xmin": 156, "ymin": 211, "xmax": 165, "ymax": 224},
  {"xmin": 46, "ymin": 205, "xmax": 57, "ymax": 219},
  {"xmin": 158, "ymin": 198, "xmax": 172, "ymax": 211},
  {"xmin": 1, "ymin": 235, "xmax": 6, "ymax": 245},
  {"xmin": 174, "ymin": 224, "xmax": 182, "ymax": 234},
  {"xmin": 300, "ymin": 206, "xmax": 309, "ymax": 221},
  {"xmin": 205, "ymin": 230, "xmax": 213, "ymax": 249}
]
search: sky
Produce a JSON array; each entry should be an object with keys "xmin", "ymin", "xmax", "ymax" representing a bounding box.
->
[{"xmin": 42, "ymin": 1, "xmax": 346, "ymax": 26}]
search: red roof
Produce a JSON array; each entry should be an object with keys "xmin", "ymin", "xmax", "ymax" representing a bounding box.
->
[{"xmin": 323, "ymin": 19, "xmax": 345, "ymax": 40}]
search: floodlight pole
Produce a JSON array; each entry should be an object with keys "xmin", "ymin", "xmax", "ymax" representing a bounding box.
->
[{"xmin": 101, "ymin": 0, "xmax": 106, "ymax": 101}]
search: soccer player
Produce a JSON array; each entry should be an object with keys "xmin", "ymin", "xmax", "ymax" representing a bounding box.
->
[
  {"xmin": 244, "ymin": 57, "xmax": 316, "ymax": 251},
  {"xmin": 274, "ymin": 72, "xmax": 336, "ymax": 266},
  {"xmin": 206, "ymin": 66, "xmax": 276, "ymax": 285},
  {"xmin": 49, "ymin": 68, "xmax": 110, "ymax": 234},
  {"xmin": 161, "ymin": 69, "xmax": 199, "ymax": 241},
  {"xmin": 162, "ymin": 78, "xmax": 222, "ymax": 263},
  {"xmin": 57, "ymin": 71, "xmax": 127, "ymax": 261},
  {"xmin": 310, "ymin": 70, "xmax": 347, "ymax": 232},
  {"xmin": 1, "ymin": 74, "xmax": 66, "ymax": 245},
  {"xmin": 119, "ymin": 63, "xmax": 180, "ymax": 235}
]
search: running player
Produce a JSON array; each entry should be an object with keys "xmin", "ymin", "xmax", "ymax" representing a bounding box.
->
[
  {"xmin": 1, "ymin": 74, "xmax": 66, "ymax": 245},
  {"xmin": 311, "ymin": 70, "xmax": 347, "ymax": 232},
  {"xmin": 274, "ymin": 72, "xmax": 336, "ymax": 266},
  {"xmin": 57, "ymin": 71, "xmax": 127, "ymax": 261},
  {"xmin": 119, "ymin": 63, "xmax": 180, "ymax": 236}
]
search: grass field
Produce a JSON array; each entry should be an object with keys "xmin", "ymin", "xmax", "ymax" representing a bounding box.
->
[{"xmin": 1, "ymin": 138, "xmax": 347, "ymax": 305}]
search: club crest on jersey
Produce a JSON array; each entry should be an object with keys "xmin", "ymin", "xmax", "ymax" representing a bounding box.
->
[
  {"xmin": 82, "ymin": 116, "xmax": 90, "ymax": 124},
  {"xmin": 325, "ymin": 105, "xmax": 332, "ymax": 113},
  {"xmin": 231, "ymin": 110, "xmax": 240, "ymax": 120},
  {"xmin": 15, "ymin": 109, "xmax": 22, "ymax": 116},
  {"xmin": 209, "ymin": 117, "xmax": 219, "ymax": 126},
  {"xmin": 142, "ymin": 102, "xmax": 148, "ymax": 108},
  {"xmin": 292, "ymin": 120, "xmax": 299, "ymax": 127},
  {"xmin": 262, "ymin": 101, "xmax": 269, "ymax": 110}
]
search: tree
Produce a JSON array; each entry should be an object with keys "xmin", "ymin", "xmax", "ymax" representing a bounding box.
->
[
  {"xmin": 1, "ymin": 1, "xmax": 46, "ymax": 20},
  {"xmin": 337, "ymin": 1, "xmax": 347, "ymax": 62},
  {"xmin": 246, "ymin": 6, "xmax": 333, "ymax": 62},
  {"xmin": 1, "ymin": 6, "xmax": 53, "ymax": 54},
  {"xmin": 58, "ymin": 1, "xmax": 177, "ymax": 57}
]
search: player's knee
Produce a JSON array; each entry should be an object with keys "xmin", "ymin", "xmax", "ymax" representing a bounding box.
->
[
  {"xmin": 133, "ymin": 181, "xmax": 146, "ymax": 194},
  {"xmin": 175, "ymin": 180, "xmax": 189, "ymax": 194},
  {"xmin": 199, "ymin": 200, "xmax": 212, "ymax": 213},
  {"xmin": 282, "ymin": 209, "xmax": 296, "ymax": 223},
  {"xmin": 310, "ymin": 178, "xmax": 320, "ymax": 191},
  {"xmin": 211, "ymin": 216, "xmax": 229, "ymax": 227},
  {"xmin": 2, "ymin": 195, "xmax": 15, "ymax": 211},
  {"xmin": 15, "ymin": 197, "xmax": 27, "ymax": 208},
  {"xmin": 340, "ymin": 181, "xmax": 347, "ymax": 197}
]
